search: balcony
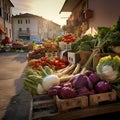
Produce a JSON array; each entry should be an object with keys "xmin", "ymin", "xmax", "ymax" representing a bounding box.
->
[{"xmin": 18, "ymin": 30, "xmax": 30, "ymax": 37}]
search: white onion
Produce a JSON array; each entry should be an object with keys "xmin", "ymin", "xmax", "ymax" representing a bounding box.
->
[{"xmin": 42, "ymin": 75, "xmax": 60, "ymax": 91}]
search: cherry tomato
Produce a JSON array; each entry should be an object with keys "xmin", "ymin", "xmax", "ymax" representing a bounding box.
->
[
  {"xmin": 54, "ymin": 60, "xmax": 59, "ymax": 66},
  {"xmin": 60, "ymin": 57, "xmax": 68, "ymax": 64},
  {"xmin": 54, "ymin": 56, "xmax": 60, "ymax": 60},
  {"xmin": 61, "ymin": 64, "xmax": 67, "ymax": 68}
]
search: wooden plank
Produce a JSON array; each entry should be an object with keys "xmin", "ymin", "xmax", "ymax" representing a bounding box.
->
[
  {"xmin": 42, "ymin": 102, "xmax": 120, "ymax": 120},
  {"xmin": 89, "ymin": 89, "xmax": 117, "ymax": 106},
  {"xmin": 55, "ymin": 95, "xmax": 88, "ymax": 112}
]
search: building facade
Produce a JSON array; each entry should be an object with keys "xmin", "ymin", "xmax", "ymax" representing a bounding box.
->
[
  {"xmin": 12, "ymin": 13, "xmax": 62, "ymax": 43},
  {"xmin": 60, "ymin": 0, "xmax": 120, "ymax": 36},
  {"xmin": 0, "ymin": 0, "xmax": 14, "ymax": 41}
]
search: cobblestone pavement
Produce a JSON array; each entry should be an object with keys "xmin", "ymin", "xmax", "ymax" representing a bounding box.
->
[{"xmin": 0, "ymin": 52, "xmax": 28, "ymax": 119}]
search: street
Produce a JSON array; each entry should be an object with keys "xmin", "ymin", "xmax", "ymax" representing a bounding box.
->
[{"xmin": 0, "ymin": 52, "xmax": 28, "ymax": 119}]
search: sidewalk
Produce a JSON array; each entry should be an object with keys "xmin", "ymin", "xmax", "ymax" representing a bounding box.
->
[{"xmin": 0, "ymin": 52, "xmax": 32, "ymax": 120}]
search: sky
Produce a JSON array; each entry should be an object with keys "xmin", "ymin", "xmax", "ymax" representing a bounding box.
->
[{"xmin": 10, "ymin": 0, "xmax": 71, "ymax": 26}]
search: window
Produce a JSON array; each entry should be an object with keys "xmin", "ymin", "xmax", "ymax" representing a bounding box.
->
[
  {"xmin": 26, "ymin": 19, "xmax": 30, "ymax": 24},
  {"xmin": 18, "ymin": 20, "xmax": 22, "ymax": 24},
  {"xmin": 19, "ymin": 28, "xmax": 22, "ymax": 31},
  {"xmin": 26, "ymin": 28, "xmax": 30, "ymax": 31}
]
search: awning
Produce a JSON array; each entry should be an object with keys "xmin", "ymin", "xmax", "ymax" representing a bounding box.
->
[
  {"xmin": 0, "ymin": 23, "xmax": 5, "ymax": 34},
  {"xmin": 59, "ymin": 0, "xmax": 82, "ymax": 13}
]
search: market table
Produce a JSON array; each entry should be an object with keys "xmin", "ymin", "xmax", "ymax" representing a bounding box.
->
[
  {"xmin": 32, "ymin": 94, "xmax": 120, "ymax": 120},
  {"xmin": 2, "ymin": 89, "xmax": 120, "ymax": 120},
  {"xmin": 41, "ymin": 102, "xmax": 120, "ymax": 120}
]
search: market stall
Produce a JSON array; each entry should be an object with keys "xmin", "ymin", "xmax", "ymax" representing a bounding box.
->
[{"xmin": 24, "ymin": 17, "xmax": 120, "ymax": 120}]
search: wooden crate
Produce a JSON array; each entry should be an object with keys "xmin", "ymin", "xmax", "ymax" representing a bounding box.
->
[
  {"xmin": 55, "ymin": 95, "xmax": 88, "ymax": 112},
  {"xmin": 89, "ymin": 89, "xmax": 117, "ymax": 106},
  {"xmin": 32, "ymin": 94, "xmax": 58, "ymax": 119},
  {"xmin": 32, "ymin": 94, "xmax": 55, "ymax": 109}
]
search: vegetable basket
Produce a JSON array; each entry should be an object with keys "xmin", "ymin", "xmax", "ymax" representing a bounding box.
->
[{"xmin": 32, "ymin": 94, "xmax": 58, "ymax": 119}]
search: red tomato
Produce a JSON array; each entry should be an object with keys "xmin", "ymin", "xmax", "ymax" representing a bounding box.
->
[
  {"xmin": 41, "ymin": 61, "xmax": 46, "ymax": 66},
  {"xmin": 54, "ymin": 60, "xmax": 59, "ymax": 66},
  {"xmin": 61, "ymin": 64, "xmax": 67, "ymax": 68},
  {"xmin": 49, "ymin": 60, "xmax": 54, "ymax": 65},
  {"xmin": 54, "ymin": 56, "xmax": 60, "ymax": 60},
  {"xmin": 60, "ymin": 57, "xmax": 68, "ymax": 64}
]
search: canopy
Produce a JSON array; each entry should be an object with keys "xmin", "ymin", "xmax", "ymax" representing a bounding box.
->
[{"xmin": 59, "ymin": 0, "xmax": 82, "ymax": 13}]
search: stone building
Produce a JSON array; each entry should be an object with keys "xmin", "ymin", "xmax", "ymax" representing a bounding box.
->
[{"xmin": 12, "ymin": 13, "xmax": 62, "ymax": 43}]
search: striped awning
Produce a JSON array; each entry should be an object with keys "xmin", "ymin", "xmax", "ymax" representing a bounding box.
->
[{"xmin": 0, "ymin": 23, "xmax": 5, "ymax": 34}]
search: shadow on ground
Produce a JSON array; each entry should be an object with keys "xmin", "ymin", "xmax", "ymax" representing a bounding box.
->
[
  {"xmin": 2, "ymin": 56, "xmax": 32, "ymax": 120},
  {"xmin": 0, "ymin": 52, "xmax": 27, "ymax": 63}
]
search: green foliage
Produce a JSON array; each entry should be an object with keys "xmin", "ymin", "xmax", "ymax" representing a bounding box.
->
[
  {"xmin": 106, "ymin": 31, "xmax": 120, "ymax": 46},
  {"xmin": 97, "ymin": 27, "xmax": 110, "ymax": 39},
  {"xmin": 71, "ymin": 35, "xmax": 96, "ymax": 52}
]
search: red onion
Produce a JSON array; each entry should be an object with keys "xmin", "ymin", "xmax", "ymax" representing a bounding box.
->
[
  {"xmin": 95, "ymin": 81, "xmax": 112, "ymax": 93},
  {"xmin": 60, "ymin": 87, "xmax": 77, "ymax": 99}
]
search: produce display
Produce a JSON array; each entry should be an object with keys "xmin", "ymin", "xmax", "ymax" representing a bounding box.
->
[
  {"xmin": 27, "ymin": 56, "xmax": 68, "ymax": 71},
  {"xmin": 27, "ymin": 41, "xmax": 59, "ymax": 59},
  {"xmin": 27, "ymin": 45, "xmax": 46, "ymax": 59},
  {"xmin": 71, "ymin": 35, "xmax": 95, "ymax": 52},
  {"xmin": 23, "ymin": 17, "xmax": 120, "ymax": 115},
  {"xmin": 61, "ymin": 33, "xmax": 77, "ymax": 43},
  {"xmin": 48, "ymin": 69, "xmax": 112, "ymax": 99}
]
